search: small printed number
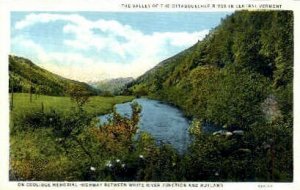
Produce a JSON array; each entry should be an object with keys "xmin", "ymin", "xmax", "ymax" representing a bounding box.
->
[{"xmin": 258, "ymin": 184, "xmax": 273, "ymax": 188}]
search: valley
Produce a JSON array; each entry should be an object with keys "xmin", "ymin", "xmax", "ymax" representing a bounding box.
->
[{"xmin": 9, "ymin": 10, "xmax": 293, "ymax": 182}]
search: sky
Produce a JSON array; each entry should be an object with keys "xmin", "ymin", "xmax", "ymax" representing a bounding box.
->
[{"xmin": 11, "ymin": 12, "xmax": 230, "ymax": 82}]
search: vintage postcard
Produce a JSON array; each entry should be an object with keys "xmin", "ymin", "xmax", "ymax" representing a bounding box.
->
[{"xmin": 0, "ymin": 0, "xmax": 299, "ymax": 189}]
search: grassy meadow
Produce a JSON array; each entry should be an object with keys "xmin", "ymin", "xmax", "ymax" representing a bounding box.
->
[{"xmin": 10, "ymin": 93, "xmax": 134, "ymax": 118}]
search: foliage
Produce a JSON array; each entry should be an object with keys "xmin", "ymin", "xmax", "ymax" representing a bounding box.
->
[
  {"xmin": 182, "ymin": 117, "xmax": 293, "ymax": 181},
  {"xmin": 129, "ymin": 11, "xmax": 293, "ymax": 127},
  {"xmin": 10, "ymin": 102, "xmax": 142, "ymax": 181},
  {"xmin": 68, "ymin": 84, "xmax": 91, "ymax": 109},
  {"xmin": 189, "ymin": 119, "xmax": 202, "ymax": 137},
  {"xmin": 130, "ymin": 84, "xmax": 149, "ymax": 97},
  {"xmin": 10, "ymin": 128, "xmax": 72, "ymax": 180},
  {"xmin": 204, "ymin": 65, "xmax": 270, "ymax": 128}
]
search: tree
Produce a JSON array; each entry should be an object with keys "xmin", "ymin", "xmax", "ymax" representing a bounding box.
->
[{"xmin": 68, "ymin": 84, "xmax": 91, "ymax": 110}]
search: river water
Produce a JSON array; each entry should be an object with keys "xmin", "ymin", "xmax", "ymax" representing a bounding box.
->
[{"xmin": 99, "ymin": 98, "xmax": 191, "ymax": 153}]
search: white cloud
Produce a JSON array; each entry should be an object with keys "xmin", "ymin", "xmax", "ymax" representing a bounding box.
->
[
  {"xmin": 12, "ymin": 36, "xmax": 50, "ymax": 63},
  {"xmin": 15, "ymin": 13, "xmax": 87, "ymax": 30},
  {"xmin": 13, "ymin": 13, "xmax": 209, "ymax": 82}
]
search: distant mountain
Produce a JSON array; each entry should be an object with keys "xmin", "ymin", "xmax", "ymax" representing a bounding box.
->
[
  {"xmin": 90, "ymin": 77, "xmax": 134, "ymax": 95},
  {"xmin": 9, "ymin": 55, "xmax": 97, "ymax": 96}
]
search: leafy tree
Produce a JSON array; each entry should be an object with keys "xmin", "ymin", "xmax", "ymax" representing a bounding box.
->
[{"xmin": 68, "ymin": 84, "xmax": 91, "ymax": 109}]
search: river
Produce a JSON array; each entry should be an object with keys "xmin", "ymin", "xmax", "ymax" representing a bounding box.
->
[{"xmin": 99, "ymin": 98, "xmax": 191, "ymax": 153}]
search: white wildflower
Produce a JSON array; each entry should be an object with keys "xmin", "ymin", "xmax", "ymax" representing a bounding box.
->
[
  {"xmin": 90, "ymin": 166, "xmax": 96, "ymax": 171},
  {"xmin": 105, "ymin": 160, "xmax": 112, "ymax": 167}
]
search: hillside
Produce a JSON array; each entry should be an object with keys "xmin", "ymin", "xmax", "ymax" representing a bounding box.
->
[
  {"xmin": 90, "ymin": 77, "xmax": 134, "ymax": 95},
  {"xmin": 129, "ymin": 10, "xmax": 293, "ymax": 127},
  {"xmin": 9, "ymin": 55, "xmax": 97, "ymax": 96},
  {"xmin": 127, "ymin": 11, "xmax": 293, "ymax": 181}
]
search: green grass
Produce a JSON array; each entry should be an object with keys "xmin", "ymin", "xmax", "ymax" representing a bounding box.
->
[{"xmin": 10, "ymin": 93, "xmax": 134, "ymax": 118}]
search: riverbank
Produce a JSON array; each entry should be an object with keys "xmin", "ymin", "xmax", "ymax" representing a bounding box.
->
[{"xmin": 99, "ymin": 98, "xmax": 191, "ymax": 153}]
